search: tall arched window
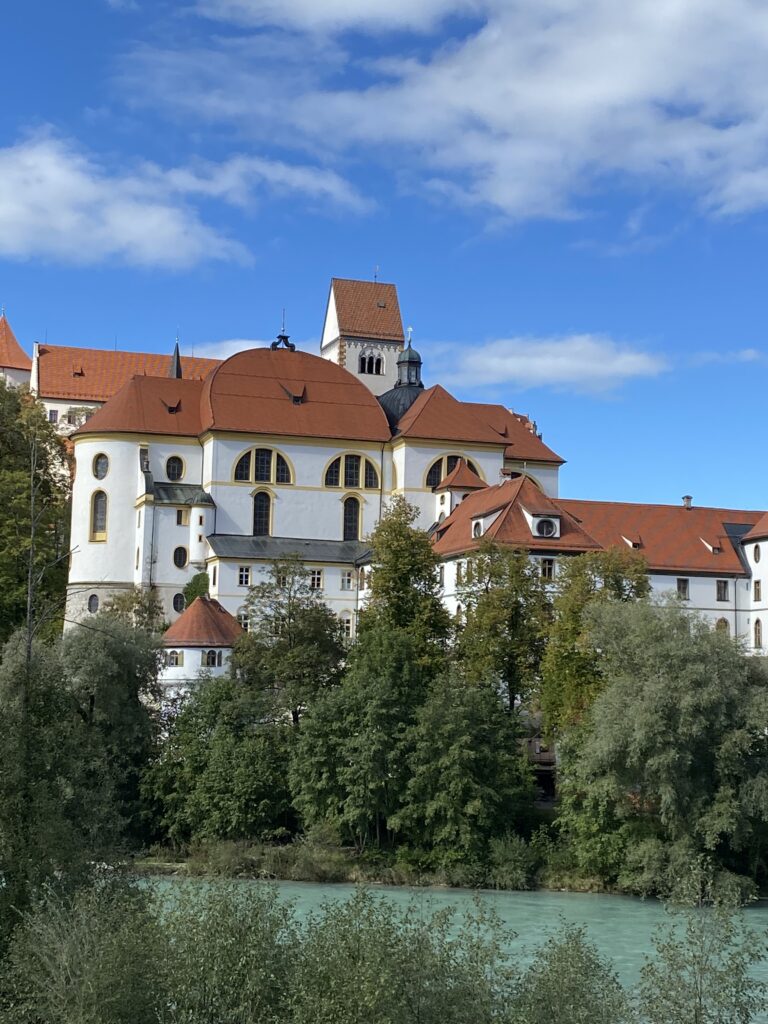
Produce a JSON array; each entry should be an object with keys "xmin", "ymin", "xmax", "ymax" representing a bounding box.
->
[
  {"xmin": 374, "ymin": 357, "xmax": 382, "ymax": 375},
  {"xmin": 367, "ymin": 355, "xmax": 375, "ymax": 374},
  {"xmin": 755, "ymin": 618, "xmax": 763, "ymax": 649},
  {"xmin": 716, "ymin": 617, "xmax": 730, "ymax": 636},
  {"xmin": 253, "ymin": 492, "xmax": 271, "ymax": 536},
  {"xmin": 359, "ymin": 354, "xmax": 367, "ymax": 373},
  {"xmin": 90, "ymin": 490, "xmax": 107, "ymax": 541},
  {"xmin": 343, "ymin": 496, "xmax": 360, "ymax": 540},
  {"xmin": 233, "ymin": 448, "xmax": 292, "ymax": 485},
  {"xmin": 203, "ymin": 649, "xmax": 217, "ymax": 667}
]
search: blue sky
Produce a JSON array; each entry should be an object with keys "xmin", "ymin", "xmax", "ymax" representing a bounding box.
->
[{"xmin": 3, "ymin": 0, "xmax": 768, "ymax": 508}]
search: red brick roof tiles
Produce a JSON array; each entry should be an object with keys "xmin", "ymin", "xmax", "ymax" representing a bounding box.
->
[
  {"xmin": 395, "ymin": 385, "xmax": 508, "ymax": 445},
  {"xmin": 743, "ymin": 513, "xmax": 768, "ymax": 542},
  {"xmin": 76, "ymin": 376, "xmax": 205, "ymax": 437},
  {"xmin": 163, "ymin": 596, "xmax": 243, "ymax": 647},
  {"xmin": 36, "ymin": 344, "xmax": 219, "ymax": 403},
  {"xmin": 463, "ymin": 401, "xmax": 564, "ymax": 464},
  {"xmin": 0, "ymin": 316, "xmax": 31, "ymax": 371},
  {"xmin": 331, "ymin": 278, "xmax": 404, "ymax": 342},
  {"xmin": 200, "ymin": 347, "xmax": 392, "ymax": 442},
  {"xmin": 435, "ymin": 458, "xmax": 487, "ymax": 491}
]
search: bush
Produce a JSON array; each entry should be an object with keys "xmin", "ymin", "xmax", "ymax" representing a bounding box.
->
[{"xmin": 488, "ymin": 834, "xmax": 539, "ymax": 890}]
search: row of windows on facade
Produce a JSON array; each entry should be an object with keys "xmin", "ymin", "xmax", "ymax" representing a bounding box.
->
[
  {"xmin": 450, "ymin": 557, "xmax": 555, "ymax": 587},
  {"xmin": 90, "ymin": 449, "xmax": 480, "ymax": 492},
  {"xmin": 236, "ymin": 607, "xmax": 355, "ymax": 638},
  {"xmin": 234, "ymin": 566, "xmax": 366, "ymax": 590},
  {"xmin": 48, "ymin": 407, "xmax": 94, "ymax": 427},
  {"xmin": 164, "ymin": 649, "xmax": 225, "ymax": 668},
  {"xmin": 87, "ymin": 591, "xmax": 189, "ymax": 616}
]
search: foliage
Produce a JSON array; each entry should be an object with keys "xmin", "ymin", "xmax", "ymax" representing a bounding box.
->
[
  {"xmin": 540, "ymin": 548, "xmax": 650, "ymax": 734},
  {"xmin": 0, "ymin": 881, "xmax": 166, "ymax": 1024},
  {"xmin": 487, "ymin": 834, "xmax": 540, "ymax": 890},
  {"xmin": 514, "ymin": 922, "xmax": 632, "ymax": 1024},
  {"xmin": 391, "ymin": 673, "xmax": 534, "ymax": 865},
  {"xmin": 144, "ymin": 675, "xmax": 295, "ymax": 846},
  {"xmin": 362, "ymin": 495, "xmax": 451, "ymax": 657},
  {"xmin": 182, "ymin": 571, "xmax": 209, "ymax": 608},
  {"xmin": 0, "ymin": 382, "xmax": 70, "ymax": 644},
  {"xmin": 558, "ymin": 601, "xmax": 768, "ymax": 892},
  {"xmin": 61, "ymin": 613, "xmax": 162, "ymax": 843},
  {"xmin": 232, "ymin": 556, "xmax": 345, "ymax": 723},
  {"xmin": 290, "ymin": 619, "xmax": 434, "ymax": 849},
  {"xmin": 637, "ymin": 867, "xmax": 767, "ymax": 1024},
  {"xmin": 456, "ymin": 541, "xmax": 550, "ymax": 706},
  {"xmin": 105, "ymin": 586, "xmax": 168, "ymax": 633}
]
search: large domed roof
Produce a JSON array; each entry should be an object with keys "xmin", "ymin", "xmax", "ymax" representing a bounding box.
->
[{"xmin": 200, "ymin": 347, "xmax": 391, "ymax": 441}]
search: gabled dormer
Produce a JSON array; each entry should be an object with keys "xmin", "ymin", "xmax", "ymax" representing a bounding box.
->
[{"xmin": 520, "ymin": 504, "xmax": 562, "ymax": 540}]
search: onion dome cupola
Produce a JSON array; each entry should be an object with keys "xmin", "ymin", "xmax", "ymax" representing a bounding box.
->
[
  {"xmin": 378, "ymin": 329, "xmax": 425, "ymax": 430},
  {"xmin": 395, "ymin": 331, "xmax": 423, "ymax": 388}
]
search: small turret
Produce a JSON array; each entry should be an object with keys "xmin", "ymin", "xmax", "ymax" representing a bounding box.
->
[{"xmin": 395, "ymin": 330, "xmax": 423, "ymax": 389}]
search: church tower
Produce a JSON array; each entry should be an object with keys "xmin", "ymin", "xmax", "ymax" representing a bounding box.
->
[{"xmin": 320, "ymin": 278, "xmax": 404, "ymax": 396}]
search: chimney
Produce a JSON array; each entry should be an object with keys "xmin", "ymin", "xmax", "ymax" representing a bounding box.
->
[{"xmin": 682, "ymin": 495, "xmax": 693, "ymax": 510}]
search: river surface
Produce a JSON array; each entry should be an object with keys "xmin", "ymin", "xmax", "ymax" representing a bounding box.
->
[{"xmin": 148, "ymin": 878, "xmax": 768, "ymax": 1008}]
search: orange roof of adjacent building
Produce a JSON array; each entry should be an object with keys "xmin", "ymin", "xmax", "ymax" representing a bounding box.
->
[
  {"xmin": 330, "ymin": 278, "xmax": 404, "ymax": 342},
  {"xmin": 463, "ymin": 402, "xmax": 564, "ymax": 464},
  {"xmin": 36, "ymin": 344, "xmax": 219, "ymax": 403},
  {"xmin": 77, "ymin": 376, "xmax": 206, "ymax": 437},
  {"xmin": 435, "ymin": 458, "xmax": 487, "ymax": 491},
  {"xmin": 743, "ymin": 512, "xmax": 768, "ymax": 542},
  {"xmin": 395, "ymin": 385, "xmax": 509, "ymax": 445},
  {"xmin": 433, "ymin": 478, "xmax": 764, "ymax": 575},
  {"xmin": 163, "ymin": 596, "xmax": 243, "ymax": 647},
  {"xmin": 200, "ymin": 347, "xmax": 392, "ymax": 441},
  {"xmin": 0, "ymin": 315, "xmax": 31, "ymax": 371}
]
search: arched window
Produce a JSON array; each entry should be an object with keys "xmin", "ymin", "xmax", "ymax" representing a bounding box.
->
[
  {"xmin": 87, "ymin": 594, "xmax": 99, "ymax": 614},
  {"xmin": 166, "ymin": 456, "xmax": 184, "ymax": 481},
  {"xmin": 253, "ymin": 492, "xmax": 271, "ymax": 536},
  {"xmin": 234, "ymin": 448, "xmax": 291, "ymax": 484},
  {"xmin": 755, "ymin": 618, "xmax": 763, "ymax": 649},
  {"xmin": 374, "ymin": 357, "xmax": 382, "ymax": 375},
  {"xmin": 359, "ymin": 354, "xmax": 367, "ymax": 373},
  {"xmin": 173, "ymin": 546, "xmax": 188, "ymax": 568},
  {"xmin": 172, "ymin": 593, "xmax": 185, "ymax": 613},
  {"xmin": 326, "ymin": 455, "xmax": 379, "ymax": 489},
  {"xmin": 716, "ymin": 617, "xmax": 730, "ymax": 635},
  {"xmin": 90, "ymin": 490, "xmax": 107, "ymax": 541},
  {"xmin": 343, "ymin": 496, "xmax": 360, "ymax": 541},
  {"xmin": 325, "ymin": 457, "xmax": 341, "ymax": 487},
  {"xmin": 426, "ymin": 456, "xmax": 480, "ymax": 489},
  {"xmin": 367, "ymin": 355, "xmax": 375, "ymax": 374},
  {"xmin": 203, "ymin": 649, "xmax": 218, "ymax": 667},
  {"xmin": 167, "ymin": 650, "xmax": 184, "ymax": 667}
]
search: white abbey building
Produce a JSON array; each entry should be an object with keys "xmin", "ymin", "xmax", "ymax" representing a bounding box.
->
[{"xmin": 41, "ymin": 275, "xmax": 768, "ymax": 681}]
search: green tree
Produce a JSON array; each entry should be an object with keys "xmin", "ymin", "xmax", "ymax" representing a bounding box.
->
[
  {"xmin": 0, "ymin": 382, "xmax": 70, "ymax": 644},
  {"xmin": 540, "ymin": 548, "xmax": 649, "ymax": 734},
  {"xmin": 182, "ymin": 571, "xmax": 209, "ymax": 608},
  {"xmin": 362, "ymin": 495, "xmax": 451, "ymax": 657},
  {"xmin": 391, "ymin": 673, "xmax": 534, "ymax": 866},
  {"xmin": 558, "ymin": 601, "xmax": 768, "ymax": 892},
  {"xmin": 232, "ymin": 557, "xmax": 345, "ymax": 724},
  {"xmin": 456, "ymin": 542, "xmax": 550, "ymax": 706},
  {"xmin": 514, "ymin": 922, "xmax": 632, "ymax": 1024},
  {"xmin": 105, "ymin": 586, "xmax": 168, "ymax": 633},
  {"xmin": 61, "ymin": 613, "xmax": 162, "ymax": 844},
  {"xmin": 144, "ymin": 676, "xmax": 295, "ymax": 846}
]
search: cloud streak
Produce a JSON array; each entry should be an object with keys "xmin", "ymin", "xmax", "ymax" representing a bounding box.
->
[{"xmin": 436, "ymin": 334, "xmax": 667, "ymax": 394}]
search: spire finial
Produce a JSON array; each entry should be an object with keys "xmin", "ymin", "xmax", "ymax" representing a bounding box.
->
[
  {"xmin": 169, "ymin": 332, "xmax": 182, "ymax": 379},
  {"xmin": 407, "ymin": 326, "xmax": 413, "ymax": 348}
]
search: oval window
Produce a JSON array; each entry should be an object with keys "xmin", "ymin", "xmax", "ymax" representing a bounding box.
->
[
  {"xmin": 536, "ymin": 519, "xmax": 556, "ymax": 538},
  {"xmin": 172, "ymin": 592, "xmax": 185, "ymax": 613},
  {"xmin": 166, "ymin": 456, "xmax": 184, "ymax": 481},
  {"xmin": 173, "ymin": 546, "xmax": 188, "ymax": 568},
  {"xmin": 87, "ymin": 594, "xmax": 99, "ymax": 614},
  {"xmin": 755, "ymin": 544, "xmax": 761, "ymax": 564},
  {"xmin": 92, "ymin": 453, "xmax": 109, "ymax": 479}
]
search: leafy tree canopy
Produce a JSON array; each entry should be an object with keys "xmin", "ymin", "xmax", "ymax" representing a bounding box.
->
[{"xmin": 183, "ymin": 571, "xmax": 209, "ymax": 608}]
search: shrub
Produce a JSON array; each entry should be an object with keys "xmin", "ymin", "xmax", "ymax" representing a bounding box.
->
[{"xmin": 488, "ymin": 834, "xmax": 538, "ymax": 890}]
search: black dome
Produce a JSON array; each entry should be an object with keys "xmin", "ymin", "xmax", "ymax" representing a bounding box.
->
[{"xmin": 378, "ymin": 384, "xmax": 424, "ymax": 431}]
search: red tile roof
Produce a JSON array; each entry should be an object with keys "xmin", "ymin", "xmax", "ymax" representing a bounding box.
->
[
  {"xmin": 76, "ymin": 376, "xmax": 205, "ymax": 437},
  {"xmin": 163, "ymin": 596, "xmax": 243, "ymax": 647},
  {"xmin": 200, "ymin": 347, "xmax": 392, "ymax": 442},
  {"xmin": 0, "ymin": 316, "xmax": 31, "ymax": 371},
  {"xmin": 434, "ymin": 481, "xmax": 765, "ymax": 576},
  {"xmin": 435, "ymin": 458, "xmax": 487, "ymax": 491},
  {"xmin": 743, "ymin": 513, "xmax": 768, "ymax": 542},
  {"xmin": 395, "ymin": 385, "xmax": 509, "ymax": 445},
  {"xmin": 36, "ymin": 344, "xmax": 219, "ymax": 402},
  {"xmin": 463, "ymin": 402, "xmax": 564, "ymax": 464},
  {"xmin": 331, "ymin": 278, "xmax": 404, "ymax": 342}
]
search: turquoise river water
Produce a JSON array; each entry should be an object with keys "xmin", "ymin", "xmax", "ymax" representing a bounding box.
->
[{"xmin": 149, "ymin": 878, "xmax": 768, "ymax": 1014}]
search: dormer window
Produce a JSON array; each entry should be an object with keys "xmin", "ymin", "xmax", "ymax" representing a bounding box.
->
[
  {"xmin": 536, "ymin": 518, "xmax": 557, "ymax": 538},
  {"xmin": 473, "ymin": 522, "xmax": 482, "ymax": 539}
]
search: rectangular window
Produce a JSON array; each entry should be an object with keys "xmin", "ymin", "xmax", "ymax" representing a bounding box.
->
[
  {"xmin": 48, "ymin": 409, "xmax": 58, "ymax": 424},
  {"xmin": 541, "ymin": 558, "xmax": 555, "ymax": 580},
  {"xmin": 254, "ymin": 448, "xmax": 272, "ymax": 482},
  {"xmin": 677, "ymin": 578, "xmax": 690, "ymax": 600},
  {"xmin": 341, "ymin": 570, "xmax": 353, "ymax": 591},
  {"xmin": 176, "ymin": 509, "xmax": 189, "ymax": 526},
  {"xmin": 235, "ymin": 451, "xmax": 251, "ymax": 481},
  {"xmin": 358, "ymin": 568, "xmax": 366, "ymax": 591},
  {"xmin": 342, "ymin": 615, "xmax": 353, "ymax": 638},
  {"xmin": 456, "ymin": 562, "xmax": 464, "ymax": 585},
  {"xmin": 276, "ymin": 572, "xmax": 288, "ymax": 588},
  {"xmin": 438, "ymin": 565, "xmax": 445, "ymax": 587},
  {"xmin": 344, "ymin": 454, "xmax": 361, "ymax": 489},
  {"xmin": 198, "ymin": 515, "xmax": 204, "ymax": 526},
  {"xmin": 717, "ymin": 579, "xmax": 729, "ymax": 602},
  {"xmin": 212, "ymin": 566, "xmax": 217, "ymax": 586},
  {"xmin": 756, "ymin": 580, "xmax": 762, "ymax": 602},
  {"xmin": 137, "ymin": 510, "xmax": 141, "ymax": 528},
  {"xmin": 238, "ymin": 566, "xmax": 251, "ymax": 587},
  {"xmin": 310, "ymin": 569, "xmax": 323, "ymax": 590}
]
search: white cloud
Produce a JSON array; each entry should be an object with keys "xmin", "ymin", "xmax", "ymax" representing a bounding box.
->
[
  {"xmin": 124, "ymin": 0, "xmax": 768, "ymax": 221},
  {"xmin": 0, "ymin": 132, "xmax": 365, "ymax": 269},
  {"xmin": 437, "ymin": 334, "xmax": 667, "ymax": 393},
  {"xmin": 692, "ymin": 348, "xmax": 764, "ymax": 365}
]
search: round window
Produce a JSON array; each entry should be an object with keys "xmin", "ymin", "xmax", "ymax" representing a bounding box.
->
[
  {"xmin": 166, "ymin": 456, "xmax": 184, "ymax": 481},
  {"xmin": 536, "ymin": 518, "xmax": 556, "ymax": 538},
  {"xmin": 93, "ymin": 453, "xmax": 109, "ymax": 480},
  {"xmin": 173, "ymin": 547, "xmax": 188, "ymax": 569},
  {"xmin": 755, "ymin": 545, "xmax": 761, "ymax": 564},
  {"xmin": 87, "ymin": 594, "xmax": 99, "ymax": 614},
  {"xmin": 172, "ymin": 592, "xmax": 185, "ymax": 613}
]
